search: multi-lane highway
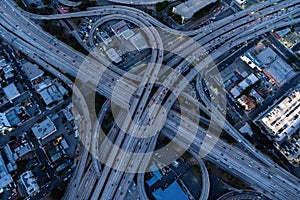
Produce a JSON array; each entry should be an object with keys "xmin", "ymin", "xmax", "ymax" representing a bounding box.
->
[
  {"xmin": 81, "ymin": 2, "xmax": 300, "ymax": 197},
  {"xmin": 217, "ymin": 190, "xmax": 270, "ymax": 200},
  {"xmin": 162, "ymin": 108, "xmax": 300, "ymax": 200},
  {"xmin": 107, "ymin": 0, "xmax": 176, "ymax": 5},
  {"xmin": 1, "ymin": 0, "xmax": 300, "ymax": 199}
]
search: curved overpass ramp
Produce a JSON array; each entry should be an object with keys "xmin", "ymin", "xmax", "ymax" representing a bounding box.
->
[
  {"xmin": 217, "ymin": 190, "xmax": 270, "ymax": 200},
  {"xmin": 108, "ymin": 0, "xmax": 176, "ymax": 5}
]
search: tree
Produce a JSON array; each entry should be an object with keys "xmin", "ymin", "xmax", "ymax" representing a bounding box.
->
[
  {"xmin": 167, "ymin": 7, "xmax": 173, "ymax": 16},
  {"xmin": 42, "ymin": 0, "xmax": 50, "ymax": 4},
  {"xmin": 16, "ymin": 159, "xmax": 29, "ymax": 172},
  {"xmin": 16, "ymin": 0, "xmax": 26, "ymax": 9},
  {"xmin": 155, "ymin": 1, "xmax": 169, "ymax": 11},
  {"xmin": 288, "ymin": 56, "xmax": 297, "ymax": 64},
  {"xmin": 50, "ymin": 188, "xmax": 65, "ymax": 200},
  {"xmin": 9, "ymin": 135, "xmax": 17, "ymax": 141}
]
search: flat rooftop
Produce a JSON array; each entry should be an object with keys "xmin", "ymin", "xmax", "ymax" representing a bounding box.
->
[
  {"xmin": 111, "ymin": 20, "xmax": 127, "ymax": 35},
  {"xmin": 230, "ymin": 73, "xmax": 259, "ymax": 98},
  {"xmin": 22, "ymin": 61, "xmax": 44, "ymax": 81},
  {"xmin": 173, "ymin": 0, "xmax": 217, "ymax": 19},
  {"xmin": 20, "ymin": 171, "xmax": 39, "ymax": 195},
  {"xmin": 0, "ymin": 155, "xmax": 12, "ymax": 189},
  {"xmin": 235, "ymin": 0, "xmax": 247, "ymax": 5},
  {"xmin": 31, "ymin": 117, "xmax": 57, "ymax": 140},
  {"xmin": 152, "ymin": 180, "xmax": 189, "ymax": 200},
  {"xmin": 105, "ymin": 48, "xmax": 122, "ymax": 64},
  {"xmin": 3, "ymin": 83, "xmax": 20, "ymax": 101},
  {"xmin": 129, "ymin": 32, "xmax": 148, "ymax": 51},
  {"xmin": 256, "ymin": 47, "xmax": 295, "ymax": 87},
  {"xmin": 261, "ymin": 89, "xmax": 300, "ymax": 141}
]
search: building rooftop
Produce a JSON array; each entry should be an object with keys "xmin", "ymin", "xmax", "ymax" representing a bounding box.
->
[
  {"xmin": 56, "ymin": 163, "xmax": 68, "ymax": 172},
  {"xmin": 105, "ymin": 48, "xmax": 123, "ymax": 64},
  {"xmin": 4, "ymin": 71, "xmax": 14, "ymax": 80},
  {"xmin": 256, "ymin": 47, "xmax": 295, "ymax": 87},
  {"xmin": 51, "ymin": 152, "xmax": 62, "ymax": 162},
  {"xmin": 237, "ymin": 95, "xmax": 256, "ymax": 111},
  {"xmin": 61, "ymin": 139, "xmax": 69, "ymax": 150},
  {"xmin": 146, "ymin": 163, "xmax": 163, "ymax": 187},
  {"xmin": 39, "ymin": 84, "xmax": 63, "ymax": 106},
  {"xmin": 20, "ymin": 171, "xmax": 39, "ymax": 196},
  {"xmin": 6, "ymin": 109, "xmax": 21, "ymax": 126},
  {"xmin": 39, "ymin": 89, "xmax": 53, "ymax": 105},
  {"xmin": 152, "ymin": 180, "xmax": 189, "ymax": 200},
  {"xmin": 22, "ymin": 61, "xmax": 44, "ymax": 81},
  {"xmin": 235, "ymin": 0, "xmax": 247, "ymax": 5},
  {"xmin": 3, "ymin": 83, "xmax": 20, "ymax": 102},
  {"xmin": 240, "ymin": 53, "xmax": 262, "ymax": 71},
  {"xmin": 63, "ymin": 107, "xmax": 73, "ymax": 122},
  {"xmin": 276, "ymin": 28, "xmax": 291, "ymax": 38},
  {"xmin": 129, "ymin": 32, "xmax": 148, "ymax": 51},
  {"xmin": 250, "ymin": 89, "xmax": 264, "ymax": 103},
  {"xmin": 3, "ymin": 144, "xmax": 16, "ymax": 172},
  {"xmin": 13, "ymin": 143, "xmax": 32, "ymax": 160},
  {"xmin": 230, "ymin": 73, "xmax": 259, "ymax": 98},
  {"xmin": 111, "ymin": 20, "xmax": 127, "ymax": 36},
  {"xmin": 0, "ymin": 113, "xmax": 11, "ymax": 132},
  {"xmin": 239, "ymin": 122, "xmax": 254, "ymax": 136},
  {"xmin": 121, "ymin": 28, "xmax": 135, "ymax": 40},
  {"xmin": 261, "ymin": 89, "xmax": 300, "ymax": 141},
  {"xmin": 96, "ymin": 32, "xmax": 112, "ymax": 45},
  {"xmin": 35, "ymin": 78, "xmax": 52, "ymax": 92},
  {"xmin": 56, "ymin": 83, "xmax": 68, "ymax": 96},
  {"xmin": 173, "ymin": 0, "xmax": 217, "ymax": 20},
  {"xmin": 31, "ymin": 117, "xmax": 57, "ymax": 140},
  {"xmin": 0, "ymin": 56, "xmax": 7, "ymax": 68},
  {"xmin": 3, "ymin": 65, "xmax": 13, "ymax": 74},
  {"xmin": 0, "ymin": 155, "xmax": 13, "ymax": 189}
]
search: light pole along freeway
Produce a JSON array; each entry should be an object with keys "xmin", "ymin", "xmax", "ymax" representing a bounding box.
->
[{"xmin": 0, "ymin": 0, "xmax": 300, "ymax": 199}]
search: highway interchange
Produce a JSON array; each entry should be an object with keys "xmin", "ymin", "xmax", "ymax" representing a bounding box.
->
[{"xmin": 1, "ymin": 0, "xmax": 300, "ymax": 199}]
